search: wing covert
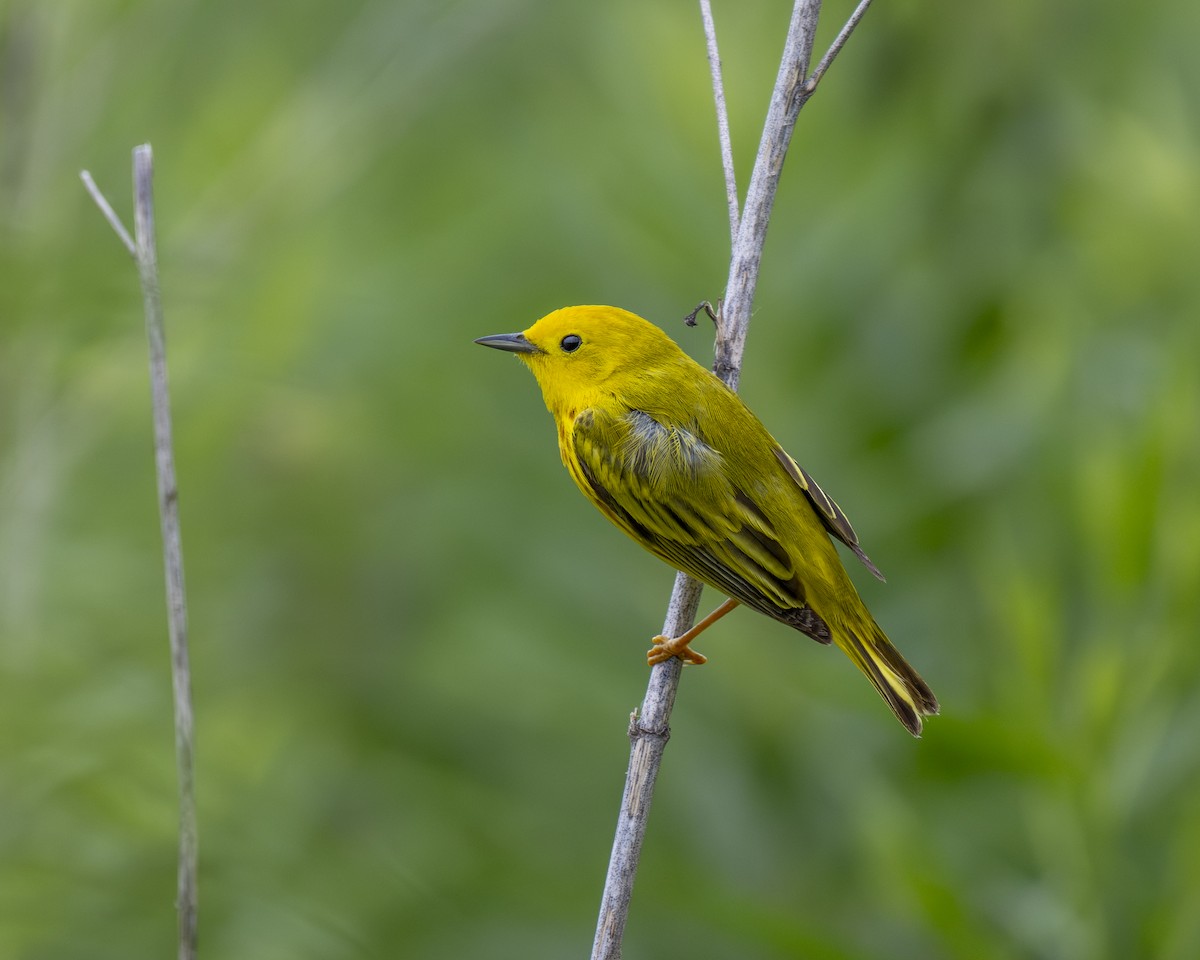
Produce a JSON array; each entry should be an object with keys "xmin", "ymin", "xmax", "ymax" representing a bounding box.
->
[{"xmin": 570, "ymin": 408, "xmax": 809, "ymax": 614}]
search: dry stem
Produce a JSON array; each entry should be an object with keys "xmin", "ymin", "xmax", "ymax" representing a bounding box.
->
[
  {"xmin": 81, "ymin": 146, "xmax": 198, "ymax": 960},
  {"xmin": 591, "ymin": 2, "xmax": 875, "ymax": 956}
]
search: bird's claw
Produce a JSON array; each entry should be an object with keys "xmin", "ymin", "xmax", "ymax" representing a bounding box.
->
[{"xmin": 647, "ymin": 635, "xmax": 708, "ymax": 666}]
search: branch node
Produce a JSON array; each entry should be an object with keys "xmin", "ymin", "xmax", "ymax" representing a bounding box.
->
[
  {"xmin": 713, "ymin": 358, "xmax": 739, "ymax": 381},
  {"xmin": 631, "ymin": 717, "xmax": 671, "ymax": 743}
]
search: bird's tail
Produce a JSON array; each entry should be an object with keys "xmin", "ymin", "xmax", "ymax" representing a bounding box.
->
[{"xmin": 833, "ymin": 611, "xmax": 938, "ymax": 737}]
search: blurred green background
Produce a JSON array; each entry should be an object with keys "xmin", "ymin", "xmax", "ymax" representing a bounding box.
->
[{"xmin": 2, "ymin": 0, "xmax": 1198, "ymax": 957}]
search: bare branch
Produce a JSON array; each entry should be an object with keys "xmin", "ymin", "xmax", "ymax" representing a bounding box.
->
[
  {"xmin": 591, "ymin": 573, "xmax": 702, "ymax": 959},
  {"xmin": 81, "ymin": 146, "xmax": 198, "ymax": 960},
  {"xmin": 590, "ymin": 0, "xmax": 881, "ymax": 955},
  {"xmin": 132, "ymin": 143, "xmax": 199, "ymax": 960},
  {"xmin": 699, "ymin": 0, "xmax": 739, "ymax": 245}
]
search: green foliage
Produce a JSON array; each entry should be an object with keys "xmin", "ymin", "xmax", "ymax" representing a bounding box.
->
[{"xmin": 2, "ymin": 0, "xmax": 1198, "ymax": 957}]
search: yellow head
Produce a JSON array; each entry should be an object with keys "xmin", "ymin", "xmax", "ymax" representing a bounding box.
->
[{"xmin": 475, "ymin": 305, "xmax": 684, "ymax": 417}]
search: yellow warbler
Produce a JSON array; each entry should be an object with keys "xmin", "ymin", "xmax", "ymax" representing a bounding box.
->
[{"xmin": 476, "ymin": 305, "xmax": 937, "ymax": 736}]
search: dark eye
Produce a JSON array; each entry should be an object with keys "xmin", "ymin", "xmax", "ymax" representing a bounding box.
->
[{"xmin": 560, "ymin": 334, "xmax": 582, "ymax": 353}]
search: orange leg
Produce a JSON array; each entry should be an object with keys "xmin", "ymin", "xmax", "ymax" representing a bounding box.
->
[{"xmin": 647, "ymin": 598, "xmax": 740, "ymax": 666}]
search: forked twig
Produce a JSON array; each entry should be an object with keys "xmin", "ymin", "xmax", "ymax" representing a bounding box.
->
[
  {"xmin": 805, "ymin": 0, "xmax": 874, "ymax": 96},
  {"xmin": 591, "ymin": 2, "xmax": 876, "ymax": 956},
  {"xmin": 81, "ymin": 147, "xmax": 198, "ymax": 960}
]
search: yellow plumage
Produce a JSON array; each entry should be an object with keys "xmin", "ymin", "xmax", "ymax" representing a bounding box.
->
[{"xmin": 476, "ymin": 305, "xmax": 937, "ymax": 736}]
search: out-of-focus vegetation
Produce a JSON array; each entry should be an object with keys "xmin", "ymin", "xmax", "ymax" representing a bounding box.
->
[{"xmin": 2, "ymin": 1, "xmax": 1198, "ymax": 957}]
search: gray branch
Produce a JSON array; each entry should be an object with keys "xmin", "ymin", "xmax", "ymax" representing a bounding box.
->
[
  {"xmin": 714, "ymin": 0, "xmax": 823, "ymax": 391},
  {"xmin": 699, "ymin": 0, "xmax": 739, "ymax": 246},
  {"xmin": 81, "ymin": 146, "xmax": 198, "ymax": 960},
  {"xmin": 591, "ymin": 573, "xmax": 702, "ymax": 958},
  {"xmin": 591, "ymin": 1, "xmax": 874, "ymax": 956}
]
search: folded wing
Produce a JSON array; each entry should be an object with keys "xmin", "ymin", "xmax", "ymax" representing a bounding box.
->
[
  {"xmin": 772, "ymin": 448, "xmax": 885, "ymax": 581},
  {"xmin": 570, "ymin": 407, "xmax": 814, "ymax": 622}
]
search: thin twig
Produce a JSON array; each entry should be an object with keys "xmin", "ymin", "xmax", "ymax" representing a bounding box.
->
[
  {"xmin": 804, "ymin": 0, "xmax": 874, "ymax": 96},
  {"xmin": 134, "ymin": 144, "xmax": 199, "ymax": 960},
  {"xmin": 699, "ymin": 0, "xmax": 739, "ymax": 245},
  {"xmin": 79, "ymin": 170, "xmax": 136, "ymax": 257},
  {"xmin": 82, "ymin": 146, "xmax": 198, "ymax": 960}
]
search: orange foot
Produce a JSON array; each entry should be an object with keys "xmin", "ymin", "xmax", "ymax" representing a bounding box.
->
[
  {"xmin": 644, "ymin": 598, "xmax": 741, "ymax": 667},
  {"xmin": 647, "ymin": 635, "xmax": 708, "ymax": 666}
]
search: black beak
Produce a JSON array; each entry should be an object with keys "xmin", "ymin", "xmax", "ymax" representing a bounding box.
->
[{"xmin": 474, "ymin": 332, "xmax": 538, "ymax": 354}]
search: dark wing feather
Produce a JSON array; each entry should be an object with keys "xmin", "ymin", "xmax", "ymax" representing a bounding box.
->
[
  {"xmin": 571, "ymin": 408, "xmax": 820, "ymax": 628},
  {"xmin": 772, "ymin": 448, "xmax": 885, "ymax": 581}
]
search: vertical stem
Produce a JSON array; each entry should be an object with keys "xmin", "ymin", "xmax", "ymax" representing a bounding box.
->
[
  {"xmin": 592, "ymin": 2, "xmax": 852, "ymax": 955},
  {"xmin": 131, "ymin": 144, "xmax": 199, "ymax": 960}
]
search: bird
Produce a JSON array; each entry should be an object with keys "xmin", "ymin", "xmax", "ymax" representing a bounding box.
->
[{"xmin": 475, "ymin": 305, "xmax": 937, "ymax": 736}]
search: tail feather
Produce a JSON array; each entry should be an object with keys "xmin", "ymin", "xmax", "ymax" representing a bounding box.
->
[{"xmin": 837, "ymin": 618, "xmax": 938, "ymax": 737}]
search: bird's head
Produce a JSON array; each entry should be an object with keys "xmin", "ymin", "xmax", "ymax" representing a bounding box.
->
[{"xmin": 475, "ymin": 305, "xmax": 681, "ymax": 415}]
